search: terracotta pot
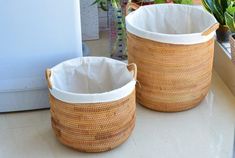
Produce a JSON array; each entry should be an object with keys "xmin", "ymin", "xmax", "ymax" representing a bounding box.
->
[
  {"xmin": 229, "ymin": 34, "xmax": 235, "ymax": 64},
  {"xmin": 216, "ymin": 25, "xmax": 230, "ymax": 42}
]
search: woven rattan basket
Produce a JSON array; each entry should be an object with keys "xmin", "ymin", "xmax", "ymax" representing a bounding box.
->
[
  {"xmin": 45, "ymin": 57, "xmax": 137, "ymax": 152},
  {"xmin": 126, "ymin": 3, "xmax": 219, "ymax": 112}
]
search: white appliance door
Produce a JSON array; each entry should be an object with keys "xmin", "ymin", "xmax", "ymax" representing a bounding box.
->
[{"xmin": 0, "ymin": 0, "xmax": 83, "ymax": 112}]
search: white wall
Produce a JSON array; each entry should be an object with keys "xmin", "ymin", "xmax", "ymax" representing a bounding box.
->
[{"xmin": 80, "ymin": 0, "xmax": 99, "ymax": 40}]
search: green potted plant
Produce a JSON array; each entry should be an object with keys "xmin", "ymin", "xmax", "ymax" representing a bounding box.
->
[
  {"xmin": 202, "ymin": 0, "xmax": 230, "ymax": 42},
  {"xmin": 225, "ymin": 1, "xmax": 235, "ymax": 62}
]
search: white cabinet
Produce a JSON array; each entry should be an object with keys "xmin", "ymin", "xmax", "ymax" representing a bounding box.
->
[{"xmin": 0, "ymin": 0, "xmax": 83, "ymax": 112}]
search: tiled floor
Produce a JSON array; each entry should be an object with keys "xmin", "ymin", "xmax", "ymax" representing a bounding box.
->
[{"xmin": 1, "ymin": 70, "xmax": 235, "ymax": 158}]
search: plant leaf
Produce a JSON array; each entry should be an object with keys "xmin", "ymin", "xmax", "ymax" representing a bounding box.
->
[
  {"xmin": 91, "ymin": 0, "xmax": 103, "ymax": 6},
  {"xmin": 227, "ymin": 5, "xmax": 235, "ymax": 15},
  {"xmin": 233, "ymin": 11, "xmax": 235, "ymax": 32},
  {"xmin": 173, "ymin": 0, "xmax": 192, "ymax": 4},
  {"xmin": 100, "ymin": 1, "xmax": 108, "ymax": 11},
  {"xmin": 181, "ymin": 0, "xmax": 192, "ymax": 4},
  {"xmin": 212, "ymin": 0, "xmax": 225, "ymax": 24},
  {"xmin": 202, "ymin": 0, "xmax": 213, "ymax": 13},
  {"xmin": 155, "ymin": 0, "xmax": 166, "ymax": 3},
  {"xmin": 205, "ymin": 0, "xmax": 214, "ymax": 11},
  {"xmin": 225, "ymin": 11, "xmax": 235, "ymax": 32},
  {"xmin": 226, "ymin": 1, "xmax": 235, "ymax": 15},
  {"xmin": 219, "ymin": 0, "xmax": 228, "ymax": 13}
]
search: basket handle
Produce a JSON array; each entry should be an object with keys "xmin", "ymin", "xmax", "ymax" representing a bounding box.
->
[
  {"xmin": 45, "ymin": 69, "xmax": 52, "ymax": 89},
  {"xmin": 202, "ymin": 23, "xmax": 219, "ymax": 36},
  {"xmin": 127, "ymin": 63, "xmax": 137, "ymax": 80},
  {"xmin": 126, "ymin": 2, "xmax": 140, "ymax": 16}
]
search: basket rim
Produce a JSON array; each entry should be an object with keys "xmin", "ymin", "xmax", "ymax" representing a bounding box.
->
[
  {"xmin": 125, "ymin": 4, "xmax": 218, "ymax": 45},
  {"xmin": 48, "ymin": 57, "xmax": 136, "ymax": 104}
]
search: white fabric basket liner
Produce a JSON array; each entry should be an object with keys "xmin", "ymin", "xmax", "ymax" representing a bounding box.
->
[
  {"xmin": 48, "ymin": 57, "xmax": 136, "ymax": 104},
  {"xmin": 126, "ymin": 4, "xmax": 218, "ymax": 44}
]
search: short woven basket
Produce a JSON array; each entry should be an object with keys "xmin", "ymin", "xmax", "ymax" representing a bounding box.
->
[
  {"xmin": 46, "ymin": 62, "xmax": 137, "ymax": 152},
  {"xmin": 49, "ymin": 90, "xmax": 136, "ymax": 152},
  {"xmin": 128, "ymin": 33, "xmax": 215, "ymax": 112}
]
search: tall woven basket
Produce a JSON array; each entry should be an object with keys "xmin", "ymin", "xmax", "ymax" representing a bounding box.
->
[
  {"xmin": 126, "ymin": 3, "xmax": 219, "ymax": 112},
  {"xmin": 45, "ymin": 57, "xmax": 137, "ymax": 152}
]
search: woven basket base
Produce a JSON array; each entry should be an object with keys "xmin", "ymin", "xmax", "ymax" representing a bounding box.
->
[
  {"xmin": 137, "ymin": 92, "xmax": 208, "ymax": 112},
  {"xmin": 51, "ymin": 117, "xmax": 135, "ymax": 153}
]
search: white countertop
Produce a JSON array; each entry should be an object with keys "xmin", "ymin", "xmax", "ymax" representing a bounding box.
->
[{"xmin": 0, "ymin": 70, "xmax": 235, "ymax": 158}]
